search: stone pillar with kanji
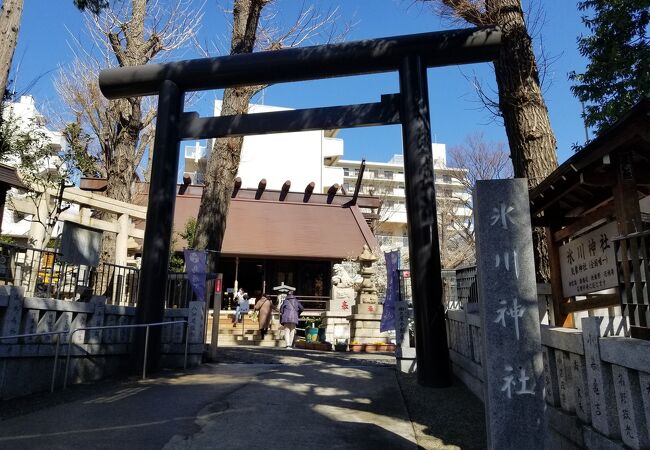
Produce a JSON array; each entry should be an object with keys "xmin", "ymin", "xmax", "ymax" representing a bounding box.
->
[{"xmin": 474, "ymin": 179, "xmax": 545, "ymax": 450}]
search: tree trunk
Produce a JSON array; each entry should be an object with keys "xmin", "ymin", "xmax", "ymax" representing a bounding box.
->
[
  {"xmin": 438, "ymin": 0, "xmax": 559, "ymax": 280},
  {"xmin": 97, "ymin": 0, "xmax": 150, "ymax": 264},
  {"xmin": 193, "ymin": 0, "xmax": 268, "ymax": 269},
  {"xmin": 486, "ymin": 0, "xmax": 558, "ymax": 281},
  {"xmin": 0, "ymin": 0, "xmax": 23, "ymax": 101},
  {"xmin": 487, "ymin": 0, "xmax": 558, "ymax": 184}
]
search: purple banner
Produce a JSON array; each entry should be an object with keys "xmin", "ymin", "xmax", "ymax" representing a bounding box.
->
[
  {"xmin": 380, "ymin": 250, "xmax": 400, "ymax": 332},
  {"xmin": 184, "ymin": 249, "xmax": 207, "ymax": 301}
]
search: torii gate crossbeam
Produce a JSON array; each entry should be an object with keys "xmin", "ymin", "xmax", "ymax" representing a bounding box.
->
[{"xmin": 99, "ymin": 26, "xmax": 502, "ymax": 387}]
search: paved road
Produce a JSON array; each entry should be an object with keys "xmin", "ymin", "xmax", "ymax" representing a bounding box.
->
[{"xmin": 0, "ymin": 348, "xmax": 418, "ymax": 449}]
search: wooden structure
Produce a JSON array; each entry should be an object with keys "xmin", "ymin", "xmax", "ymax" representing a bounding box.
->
[
  {"xmin": 11, "ymin": 185, "xmax": 146, "ymax": 266},
  {"xmin": 134, "ymin": 181, "xmax": 380, "ymax": 311},
  {"xmin": 530, "ymin": 99, "xmax": 650, "ymax": 339}
]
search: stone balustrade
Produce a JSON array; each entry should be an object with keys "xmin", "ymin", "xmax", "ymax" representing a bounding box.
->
[
  {"xmin": 446, "ymin": 284, "xmax": 650, "ymax": 449},
  {"xmin": 0, "ymin": 285, "xmax": 205, "ymax": 399}
]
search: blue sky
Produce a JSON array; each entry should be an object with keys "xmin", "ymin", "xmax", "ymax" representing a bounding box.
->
[{"xmin": 13, "ymin": 0, "xmax": 589, "ymax": 172}]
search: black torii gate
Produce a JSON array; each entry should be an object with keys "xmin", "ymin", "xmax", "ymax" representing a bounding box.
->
[{"xmin": 99, "ymin": 26, "xmax": 501, "ymax": 387}]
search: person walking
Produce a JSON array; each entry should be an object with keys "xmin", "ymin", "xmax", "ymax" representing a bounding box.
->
[
  {"xmin": 233, "ymin": 288, "xmax": 249, "ymax": 326},
  {"xmin": 279, "ymin": 292, "xmax": 303, "ymax": 348},
  {"xmin": 254, "ymin": 293, "xmax": 274, "ymax": 339}
]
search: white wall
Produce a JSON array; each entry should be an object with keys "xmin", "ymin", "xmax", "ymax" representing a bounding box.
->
[
  {"xmin": 213, "ymin": 100, "xmax": 340, "ymax": 192},
  {"xmin": 1, "ymin": 96, "xmax": 67, "ymax": 242}
]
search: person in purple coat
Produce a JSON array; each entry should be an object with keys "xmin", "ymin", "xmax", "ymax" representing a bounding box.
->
[{"xmin": 279, "ymin": 293, "xmax": 303, "ymax": 348}]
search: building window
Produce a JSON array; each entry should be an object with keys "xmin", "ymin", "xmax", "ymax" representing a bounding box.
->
[
  {"xmin": 343, "ymin": 168, "xmax": 349, "ymax": 176},
  {"xmin": 384, "ymin": 170, "xmax": 393, "ymax": 179},
  {"xmin": 397, "ymin": 184, "xmax": 405, "ymax": 189},
  {"xmin": 443, "ymin": 175, "xmax": 452, "ymax": 183}
]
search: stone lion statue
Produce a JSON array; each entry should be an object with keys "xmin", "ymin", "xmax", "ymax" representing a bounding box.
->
[{"xmin": 332, "ymin": 263, "xmax": 361, "ymax": 289}]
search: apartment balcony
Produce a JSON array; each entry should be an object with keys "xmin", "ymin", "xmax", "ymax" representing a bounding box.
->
[
  {"xmin": 342, "ymin": 171, "xmax": 404, "ymax": 183},
  {"xmin": 376, "ymin": 234, "xmax": 409, "ymax": 249},
  {"xmin": 381, "ymin": 209, "xmax": 408, "ymax": 224},
  {"xmin": 184, "ymin": 145, "xmax": 207, "ymax": 161}
]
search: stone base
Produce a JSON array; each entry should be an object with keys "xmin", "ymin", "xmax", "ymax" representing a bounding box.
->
[
  {"xmin": 396, "ymin": 346, "xmax": 417, "ymax": 373},
  {"xmin": 352, "ymin": 303, "xmax": 382, "ymax": 315},
  {"xmin": 321, "ymin": 312, "xmax": 350, "ymax": 344},
  {"xmin": 348, "ymin": 312, "xmax": 390, "ymax": 344}
]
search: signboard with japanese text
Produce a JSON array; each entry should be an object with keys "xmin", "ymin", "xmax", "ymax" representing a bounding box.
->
[
  {"xmin": 60, "ymin": 221, "xmax": 102, "ymax": 266},
  {"xmin": 380, "ymin": 250, "xmax": 399, "ymax": 332},
  {"xmin": 474, "ymin": 179, "xmax": 544, "ymax": 450},
  {"xmin": 559, "ymin": 221, "xmax": 618, "ymax": 297},
  {"xmin": 184, "ymin": 249, "xmax": 207, "ymax": 301}
]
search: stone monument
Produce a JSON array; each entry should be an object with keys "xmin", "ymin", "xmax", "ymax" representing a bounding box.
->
[
  {"xmin": 396, "ymin": 298, "xmax": 416, "ymax": 372},
  {"xmin": 474, "ymin": 179, "xmax": 544, "ymax": 450},
  {"xmin": 322, "ymin": 264, "xmax": 357, "ymax": 344}
]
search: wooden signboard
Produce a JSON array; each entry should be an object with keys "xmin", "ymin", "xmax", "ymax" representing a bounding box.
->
[{"xmin": 558, "ymin": 221, "xmax": 618, "ymax": 298}]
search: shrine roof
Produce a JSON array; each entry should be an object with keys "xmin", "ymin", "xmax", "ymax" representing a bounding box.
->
[
  {"xmin": 0, "ymin": 163, "xmax": 27, "ymax": 190},
  {"xmin": 173, "ymin": 188, "xmax": 378, "ymax": 259},
  {"xmin": 529, "ymin": 98, "xmax": 650, "ymax": 226}
]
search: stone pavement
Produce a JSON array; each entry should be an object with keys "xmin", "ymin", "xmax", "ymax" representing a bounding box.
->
[{"xmin": 0, "ymin": 347, "xmax": 485, "ymax": 449}]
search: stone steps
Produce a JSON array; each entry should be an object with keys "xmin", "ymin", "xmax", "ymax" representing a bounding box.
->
[
  {"xmin": 206, "ymin": 311, "xmax": 286, "ymax": 347},
  {"xmin": 218, "ymin": 338, "xmax": 286, "ymax": 348},
  {"xmin": 217, "ymin": 332, "xmax": 287, "ymax": 347}
]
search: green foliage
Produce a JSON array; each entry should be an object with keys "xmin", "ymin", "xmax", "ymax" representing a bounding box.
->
[
  {"xmin": 169, "ymin": 252, "xmax": 185, "ymax": 272},
  {"xmin": 302, "ymin": 316, "xmax": 322, "ymax": 329},
  {"xmin": 570, "ymin": 0, "xmax": 650, "ymax": 133},
  {"xmin": 168, "ymin": 219, "xmax": 199, "ymax": 272},
  {"xmin": 0, "ymin": 111, "xmax": 69, "ymax": 191},
  {"xmin": 168, "ymin": 231, "xmax": 184, "ymax": 272},
  {"xmin": 0, "ymin": 235, "xmax": 15, "ymax": 244},
  {"xmin": 62, "ymin": 122, "xmax": 102, "ymax": 178},
  {"xmin": 73, "ymin": 0, "xmax": 109, "ymax": 15},
  {"xmin": 46, "ymin": 238, "xmax": 57, "ymax": 250},
  {"xmin": 180, "ymin": 218, "xmax": 197, "ymax": 247}
]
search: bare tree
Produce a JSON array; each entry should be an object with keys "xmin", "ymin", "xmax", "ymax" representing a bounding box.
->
[
  {"xmin": 421, "ymin": 0, "xmax": 559, "ymax": 280},
  {"xmin": 448, "ymin": 132, "xmax": 512, "ymax": 194},
  {"xmin": 437, "ymin": 194, "xmax": 474, "ymax": 268},
  {"xmin": 0, "ymin": 0, "xmax": 108, "ymax": 104},
  {"xmin": 58, "ymin": 0, "xmax": 201, "ymax": 262},
  {"xmin": 437, "ymin": 132, "xmax": 513, "ymax": 267},
  {"xmin": 194, "ymin": 0, "xmax": 348, "ymax": 265}
]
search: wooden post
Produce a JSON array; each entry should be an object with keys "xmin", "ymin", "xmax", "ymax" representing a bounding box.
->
[
  {"xmin": 612, "ymin": 152, "xmax": 644, "ymax": 338},
  {"xmin": 546, "ymin": 226, "xmax": 572, "ymax": 327}
]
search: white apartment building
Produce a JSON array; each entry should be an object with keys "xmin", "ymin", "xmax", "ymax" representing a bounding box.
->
[
  {"xmin": 183, "ymin": 101, "xmax": 344, "ymax": 193},
  {"xmin": 1, "ymin": 96, "xmax": 67, "ymax": 244},
  {"xmin": 329, "ymin": 143, "xmax": 471, "ymax": 252},
  {"xmin": 182, "ymin": 102, "xmax": 471, "ymax": 260}
]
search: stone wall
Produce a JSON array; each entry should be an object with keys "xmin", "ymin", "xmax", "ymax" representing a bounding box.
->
[
  {"xmin": 0, "ymin": 286, "xmax": 205, "ymax": 399},
  {"xmin": 446, "ymin": 285, "xmax": 650, "ymax": 449},
  {"xmin": 446, "ymin": 308, "xmax": 483, "ymax": 400}
]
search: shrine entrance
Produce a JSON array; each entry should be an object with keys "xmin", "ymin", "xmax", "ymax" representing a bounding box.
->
[{"xmin": 98, "ymin": 26, "xmax": 503, "ymax": 386}]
